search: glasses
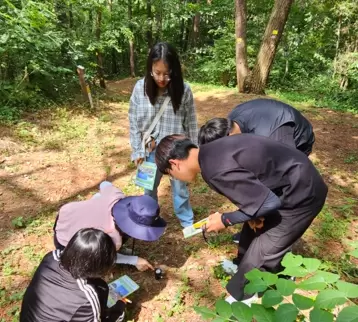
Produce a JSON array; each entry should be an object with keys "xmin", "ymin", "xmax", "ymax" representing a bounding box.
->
[{"xmin": 151, "ymin": 70, "xmax": 171, "ymax": 82}]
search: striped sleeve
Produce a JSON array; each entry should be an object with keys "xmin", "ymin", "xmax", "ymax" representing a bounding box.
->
[{"xmin": 77, "ymin": 278, "xmax": 101, "ymax": 322}]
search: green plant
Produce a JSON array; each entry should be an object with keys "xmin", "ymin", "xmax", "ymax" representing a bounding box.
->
[
  {"xmin": 11, "ymin": 216, "xmax": 25, "ymax": 228},
  {"xmin": 344, "ymin": 154, "xmax": 358, "ymax": 164},
  {"xmin": 212, "ymin": 263, "xmax": 231, "ymax": 288},
  {"xmin": 195, "ymin": 252, "xmax": 358, "ymax": 321}
]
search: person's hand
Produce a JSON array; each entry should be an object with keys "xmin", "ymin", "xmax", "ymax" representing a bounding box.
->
[
  {"xmin": 135, "ymin": 257, "xmax": 154, "ymax": 271},
  {"xmin": 134, "ymin": 158, "xmax": 144, "ymax": 166},
  {"xmin": 206, "ymin": 212, "xmax": 225, "ymax": 233},
  {"xmin": 248, "ymin": 217, "xmax": 265, "ymax": 232}
]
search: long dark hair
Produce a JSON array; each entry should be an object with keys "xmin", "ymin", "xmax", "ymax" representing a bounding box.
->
[
  {"xmin": 61, "ymin": 228, "xmax": 116, "ymax": 279},
  {"xmin": 144, "ymin": 42, "xmax": 184, "ymax": 114}
]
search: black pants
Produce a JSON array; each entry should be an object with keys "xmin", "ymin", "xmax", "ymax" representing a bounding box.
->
[
  {"xmin": 269, "ymin": 123, "xmax": 314, "ymax": 156},
  {"xmin": 227, "ymin": 201, "xmax": 325, "ymax": 301}
]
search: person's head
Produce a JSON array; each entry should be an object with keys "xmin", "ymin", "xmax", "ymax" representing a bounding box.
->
[
  {"xmin": 60, "ymin": 228, "xmax": 116, "ymax": 279},
  {"xmin": 155, "ymin": 135, "xmax": 200, "ymax": 182},
  {"xmin": 198, "ymin": 118, "xmax": 238, "ymax": 145},
  {"xmin": 112, "ymin": 195, "xmax": 167, "ymax": 242},
  {"xmin": 145, "ymin": 42, "xmax": 184, "ymax": 113}
]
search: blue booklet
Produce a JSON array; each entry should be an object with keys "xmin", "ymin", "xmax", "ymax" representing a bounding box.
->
[
  {"xmin": 107, "ymin": 275, "xmax": 140, "ymax": 307},
  {"xmin": 135, "ymin": 161, "xmax": 157, "ymax": 191}
]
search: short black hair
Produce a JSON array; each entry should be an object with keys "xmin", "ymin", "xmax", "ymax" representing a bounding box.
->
[
  {"xmin": 198, "ymin": 118, "xmax": 234, "ymax": 145},
  {"xmin": 60, "ymin": 228, "xmax": 116, "ymax": 279},
  {"xmin": 144, "ymin": 42, "xmax": 184, "ymax": 114},
  {"xmin": 155, "ymin": 135, "xmax": 197, "ymax": 174}
]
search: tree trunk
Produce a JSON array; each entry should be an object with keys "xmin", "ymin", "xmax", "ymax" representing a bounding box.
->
[
  {"xmin": 235, "ymin": 0, "xmax": 249, "ymax": 92},
  {"xmin": 333, "ymin": 15, "xmax": 342, "ymax": 78},
  {"xmin": 192, "ymin": 0, "xmax": 200, "ymax": 46},
  {"xmin": 183, "ymin": 19, "xmax": 191, "ymax": 52},
  {"xmin": 128, "ymin": 0, "xmax": 135, "ymax": 77},
  {"xmin": 146, "ymin": 0, "xmax": 153, "ymax": 49},
  {"xmin": 246, "ymin": 0, "xmax": 294, "ymax": 94},
  {"xmin": 96, "ymin": 8, "xmax": 106, "ymax": 89}
]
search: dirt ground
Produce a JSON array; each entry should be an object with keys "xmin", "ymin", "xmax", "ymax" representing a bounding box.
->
[{"xmin": 0, "ymin": 79, "xmax": 357, "ymax": 321}]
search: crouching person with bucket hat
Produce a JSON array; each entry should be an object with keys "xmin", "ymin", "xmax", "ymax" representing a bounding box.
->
[{"xmin": 54, "ymin": 181, "xmax": 167, "ymax": 272}]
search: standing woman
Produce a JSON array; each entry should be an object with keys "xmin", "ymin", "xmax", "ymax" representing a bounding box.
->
[{"xmin": 129, "ymin": 42, "xmax": 198, "ymax": 228}]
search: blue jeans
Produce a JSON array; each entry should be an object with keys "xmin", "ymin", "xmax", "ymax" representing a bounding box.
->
[{"xmin": 145, "ymin": 151, "xmax": 194, "ymax": 227}]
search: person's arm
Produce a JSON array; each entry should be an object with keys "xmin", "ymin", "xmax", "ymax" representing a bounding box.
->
[
  {"xmin": 128, "ymin": 83, "xmax": 145, "ymax": 161},
  {"xmin": 116, "ymin": 254, "xmax": 154, "ymax": 271},
  {"xmin": 182, "ymin": 84, "xmax": 198, "ymax": 145},
  {"xmin": 210, "ymin": 168, "xmax": 272, "ymax": 218},
  {"xmin": 74, "ymin": 300, "xmax": 101, "ymax": 322},
  {"xmin": 221, "ymin": 190, "xmax": 281, "ymax": 226}
]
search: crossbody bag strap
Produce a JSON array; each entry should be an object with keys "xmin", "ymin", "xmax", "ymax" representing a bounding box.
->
[{"xmin": 142, "ymin": 96, "xmax": 171, "ymax": 152}]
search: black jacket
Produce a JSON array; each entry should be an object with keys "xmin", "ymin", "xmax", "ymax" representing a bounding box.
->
[
  {"xmin": 20, "ymin": 250, "xmax": 125, "ymax": 322},
  {"xmin": 229, "ymin": 98, "xmax": 315, "ymax": 153}
]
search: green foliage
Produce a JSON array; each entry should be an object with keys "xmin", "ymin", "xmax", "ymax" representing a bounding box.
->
[
  {"xmin": 195, "ymin": 252, "xmax": 358, "ymax": 321},
  {"xmin": 11, "ymin": 216, "xmax": 25, "ymax": 228},
  {"xmin": 1, "ymin": 0, "xmax": 358, "ymax": 114}
]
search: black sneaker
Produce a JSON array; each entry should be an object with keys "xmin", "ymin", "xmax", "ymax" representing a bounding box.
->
[{"xmin": 232, "ymin": 232, "xmax": 241, "ymax": 244}]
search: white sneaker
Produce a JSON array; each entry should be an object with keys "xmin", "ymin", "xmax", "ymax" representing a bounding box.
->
[
  {"xmin": 241, "ymin": 294, "xmax": 258, "ymax": 307},
  {"xmin": 225, "ymin": 294, "xmax": 258, "ymax": 307},
  {"xmin": 221, "ymin": 259, "xmax": 238, "ymax": 275}
]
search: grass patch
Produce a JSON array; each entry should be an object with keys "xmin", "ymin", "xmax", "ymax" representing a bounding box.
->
[
  {"xmin": 189, "ymin": 82, "xmax": 236, "ymax": 93},
  {"xmin": 212, "ymin": 263, "xmax": 231, "ymax": 288},
  {"xmin": 314, "ymin": 207, "xmax": 349, "ymax": 241},
  {"xmin": 344, "ymin": 154, "xmax": 358, "ymax": 164}
]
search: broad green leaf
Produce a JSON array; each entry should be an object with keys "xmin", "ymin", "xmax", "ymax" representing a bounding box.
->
[
  {"xmin": 336, "ymin": 306, "xmax": 358, "ymax": 322},
  {"xmin": 280, "ymin": 266, "xmax": 308, "ymax": 277},
  {"xmin": 193, "ymin": 306, "xmax": 217, "ymax": 320},
  {"xmin": 315, "ymin": 271, "xmax": 340, "ymax": 283},
  {"xmin": 262, "ymin": 290, "xmax": 283, "ymax": 308},
  {"xmin": 274, "ymin": 303, "xmax": 298, "ymax": 322},
  {"xmin": 315, "ymin": 290, "xmax": 347, "ymax": 309},
  {"xmin": 292, "ymin": 293, "xmax": 315, "ymax": 310},
  {"xmin": 261, "ymin": 272, "xmax": 278, "ymax": 286},
  {"xmin": 302, "ymin": 258, "xmax": 321, "ymax": 273},
  {"xmin": 0, "ymin": 34, "xmax": 9, "ymax": 44},
  {"xmin": 336, "ymin": 281, "xmax": 358, "ymax": 298},
  {"xmin": 298, "ymin": 275, "xmax": 326, "ymax": 291},
  {"xmin": 281, "ymin": 252, "xmax": 303, "ymax": 268},
  {"xmin": 349, "ymin": 249, "xmax": 358, "ymax": 259},
  {"xmin": 310, "ymin": 308, "xmax": 334, "ymax": 322},
  {"xmin": 231, "ymin": 302, "xmax": 253, "ymax": 322},
  {"xmin": 244, "ymin": 278, "xmax": 268, "ymax": 294},
  {"xmin": 215, "ymin": 299, "xmax": 232, "ymax": 319},
  {"xmin": 212, "ymin": 317, "xmax": 227, "ymax": 322},
  {"xmin": 276, "ymin": 278, "xmax": 296, "ymax": 296},
  {"xmin": 251, "ymin": 304, "xmax": 275, "ymax": 322},
  {"xmin": 245, "ymin": 268, "xmax": 263, "ymax": 281}
]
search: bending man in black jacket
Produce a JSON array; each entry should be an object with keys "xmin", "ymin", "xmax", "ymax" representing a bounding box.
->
[
  {"xmin": 21, "ymin": 228, "xmax": 126, "ymax": 322},
  {"xmin": 198, "ymin": 98, "xmax": 315, "ymax": 155},
  {"xmin": 155, "ymin": 134, "xmax": 327, "ymax": 304}
]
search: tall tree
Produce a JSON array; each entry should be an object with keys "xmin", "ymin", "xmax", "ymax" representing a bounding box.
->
[
  {"xmin": 235, "ymin": 0, "xmax": 249, "ymax": 92},
  {"xmin": 128, "ymin": 0, "xmax": 135, "ymax": 77},
  {"xmin": 193, "ymin": 0, "xmax": 200, "ymax": 46},
  {"xmin": 146, "ymin": 0, "xmax": 153, "ymax": 49},
  {"xmin": 96, "ymin": 6, "xmax": 106, "ymax": 88},
  {"xmin": 246, "ymin": 0, "xmax": 294, "ymax": 94}
]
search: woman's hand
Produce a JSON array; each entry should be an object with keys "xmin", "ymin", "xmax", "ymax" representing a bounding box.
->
[
  {"xmin": 135, "ymin": 257, "xmax": 154, "ymax": 271},
  {"xmin": 134, "ymin": 158, "xmax": 144, "ymax": 166}
]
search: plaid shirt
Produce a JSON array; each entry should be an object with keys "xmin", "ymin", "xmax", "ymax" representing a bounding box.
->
[{"xmin": 129, "ymin": 78, "xmax": 198, "ymax": 161}]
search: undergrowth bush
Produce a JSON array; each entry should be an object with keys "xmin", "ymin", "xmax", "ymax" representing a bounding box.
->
[{"xmin": 195, "ymin": 248, "xmax": 358, "ymax": 322}]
